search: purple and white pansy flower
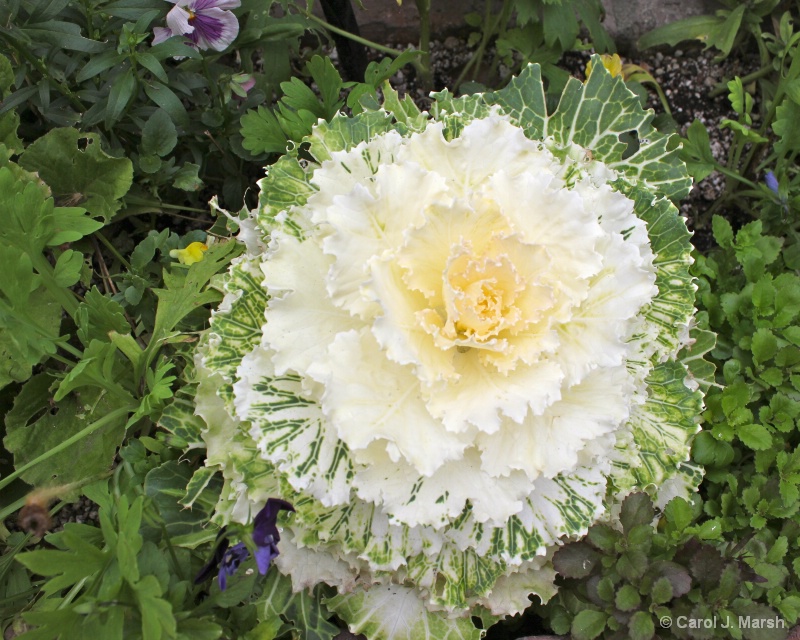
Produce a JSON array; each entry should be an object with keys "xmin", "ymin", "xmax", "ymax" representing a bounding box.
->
[{"xmin": 153, "ymin": 0, "xmax": 240, "ymax": 52}]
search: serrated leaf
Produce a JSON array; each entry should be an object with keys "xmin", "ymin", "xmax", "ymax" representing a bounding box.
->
[
  {"xmin": 615, "ymin": 584, "xmax": 641, "ymax": 611},
  {"xmin": 587, "ymin": 523, "xmax": 620, "ymax": 552},
  {"xmin": 240, "ymin": 106, "xmax": 290, "ymax": 155},
  {"xmin": 76, "ymin": 286, "xmax": 130, "ymax": 345},
  {"xmin": 15, "ymin": 528, "xmax": 107, "ymax": 597},
  {"xmin": 738, "ymin": 423, "xmax": 772, "ymax": 451},
  {"xmin": 712, "ymin": 214, "xmax": 734, "ymax": 248},
  {"xmin": 145, "ymin": 241, "xmax": 238, "ymax": 370},
  {"xmin": 571, "ymin": 609, "xmax": 607, "ymax": 640},
  {"xmin": 664, "ymin": 497, "xmax": 693, "ymax": 533},
  {"xmin": 132, "ymin": 574, "xmax": 176, "ymax": 640},
  {"xmin": 620, "ymin": 492, "xmax": 655, "ymax": 534},
  {"xmin": 650, "ymin": 576, "xmax": 673, "ymax": 604},
  {"xmin": 628, "ymin": 611, "xmax": 655, "ymax": 640},
  {"xmin": 751, "ymin": 328, "xmax": 778, "ymax": 364},
  {"xmin": 765, "ymin": 536, "xmax": 788, "ymax": 564}
]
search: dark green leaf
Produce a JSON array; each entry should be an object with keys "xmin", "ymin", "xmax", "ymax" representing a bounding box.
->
[
  {"xmin": 4, "ymin": 374, "xmax": 128, "ymax": 488},
  {"xmin": 19, "ymin": 128, "xmax": 133, "ymax": 222},
  {"xmin": 587, "ymin": 523, "xmax": 620, "ymax": 553},
  {"xmin": 553, "ymin": 542, "xmax": 600, "ymax": 579},
  {"xmin": 571, "ymin": 609, "xmax": 607, "ymax": 640},
  {"xmin": 615, "ymin": 584, "xmax": 641, "ymax": 611},
  {"xmin": 76, "ymin": 50, "xmax": 125, "ymax": 83},
  {"xmin": 738, "ymin": 423, "xmax": 773, "ymax": 451},
  {"xmin": 141, "ymin": 108, "xmax": 177, "ymax": 157},
  {"xmin": 650, "ymin": 576, "xmax": 673, "ymax": 604},
  {"xmin": 620, "ymin": 492, "xmax": 654, "ymax": 534},
  {"xmin": 628, "ymin": 611, "xmax": 655, "ymax": 640},
  {"xmin": 106, "ymin": 69, "xmax": 136, "ymax": 125},
  {"xmin": 23, "ymin": 20, "xmax": 106, "ymax": 52},
  {"xmin": 143, "ymin": 81, "xmax": 190, "ymax": 127},
  {"xmin": 135, "ymin": 52, "xmax": 168, "ymax": 84}
]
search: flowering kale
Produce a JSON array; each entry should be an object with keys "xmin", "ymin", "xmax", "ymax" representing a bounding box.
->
[
  {"xmin": 153, "ymin": 0, "xmax": 240, "ymax": 52},
  {"xmin": 195, "ymin": 499, "xmax": 293, "ymax": 590},
  {"xmin": 195, "ymin": 57, "xmax": 705, "ymax": 639}
]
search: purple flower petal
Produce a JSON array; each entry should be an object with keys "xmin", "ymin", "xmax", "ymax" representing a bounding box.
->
[
  {"xmin": 217, "ymin": 542, "xmax": 249, "ymax": 591},
  {"xmin": 252, "ymin": 498, "xmax": 294, "ymax": 547},
  {"xmin": 194, "ymin": 533, "xmax": 229, "ymax": 585},
  {"xmin": 190, "ymin": 6, "xmax": 239, "ymax": 51},
  {"xmin": 253, "ymin": 542, "xmax": 279, "ymax": 575},
  {"xmin": 765, "ymin": 171, "xmax": 779, "ymax": 194},
  {"xmin": 192, "ymin": 0, "xmax": 241, "ymax": 11},
  {"xmin": 152, "ymin": 26, "xmax": 175, "ymax": 45},
  {"xmin": 165, "ymin": 4, "xmax": 193, "ymax": 36}
]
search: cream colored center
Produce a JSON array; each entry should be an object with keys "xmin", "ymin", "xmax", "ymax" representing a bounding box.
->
[{"xmin": 442, "ymin": 252, "xmax": 524, "ymax": 342}]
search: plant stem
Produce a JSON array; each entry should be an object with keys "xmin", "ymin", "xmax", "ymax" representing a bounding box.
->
[
  {"xmin": 123, "ymin": 195, "xmax": 210, "ymax": 215},
  {"xmin": 0, "ymin": 34, "xmax": 87, "ymax": 113},
  {"xmin": 709, "ymin": 65, "xmax": 774, "ymax": 97},
  {"xmin": 0, "ymin": 406, "xmax": 133, "ymax": 493},
  {"xmin": 298, "ymin": 8, "xmax": 406, "ymax": 58},
  {"xmin": 95, "ymin": 230, "xmax": 132, "ymax": 271},
  {"xmin": 413, "ymin": 0, "xmax": 433, "ymax": 89}
]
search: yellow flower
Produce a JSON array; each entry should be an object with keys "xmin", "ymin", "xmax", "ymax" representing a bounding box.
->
[
  {"xmin": 169, "ymin": 241, "xmax": 208, "ymax": 265},
  {"xmin": 585, "ymin": 53, "xmax": 623, "ymax": 79}
]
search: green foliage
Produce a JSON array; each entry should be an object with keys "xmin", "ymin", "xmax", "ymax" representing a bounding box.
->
[
  {"xmin": 0, "ymin": 0, "xmax": 319, "ymax": 209},
  {"xmin": 541, "ymin": 493, "xmax": 788, "ymax": 639},
  {"xmin": 457, "ymin": 0, "xmax": 614, "ymax": 94}
]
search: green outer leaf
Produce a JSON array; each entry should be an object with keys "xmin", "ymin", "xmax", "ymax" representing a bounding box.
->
[
  {"xmin": 307, "ymin": 109, "xmax": 395, "ymax": 162},
  {"xmin": 144, "ymin": 460, "xmax": 220, "ymax": 537},
  {"xmin": 488, "ymin": 59, "xmax": 691, "ymax": 201},
  {"xmin": 181, "ymin": 466, "xmax": 219, "ymax": 509},
  {"xmin": 157, "ymin": 382, "xmax": 208, "ymax": 449},
  {"xmin": 326, "ymin": 583, "xmax": 483, "ymax": 640},
  {"xmin": 255, "ymin": 155, "xmax": 316, "ymax": 238},
  {"xmin": 254, "ymin": 571, "xmax": 339, "ymax": 640}
]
